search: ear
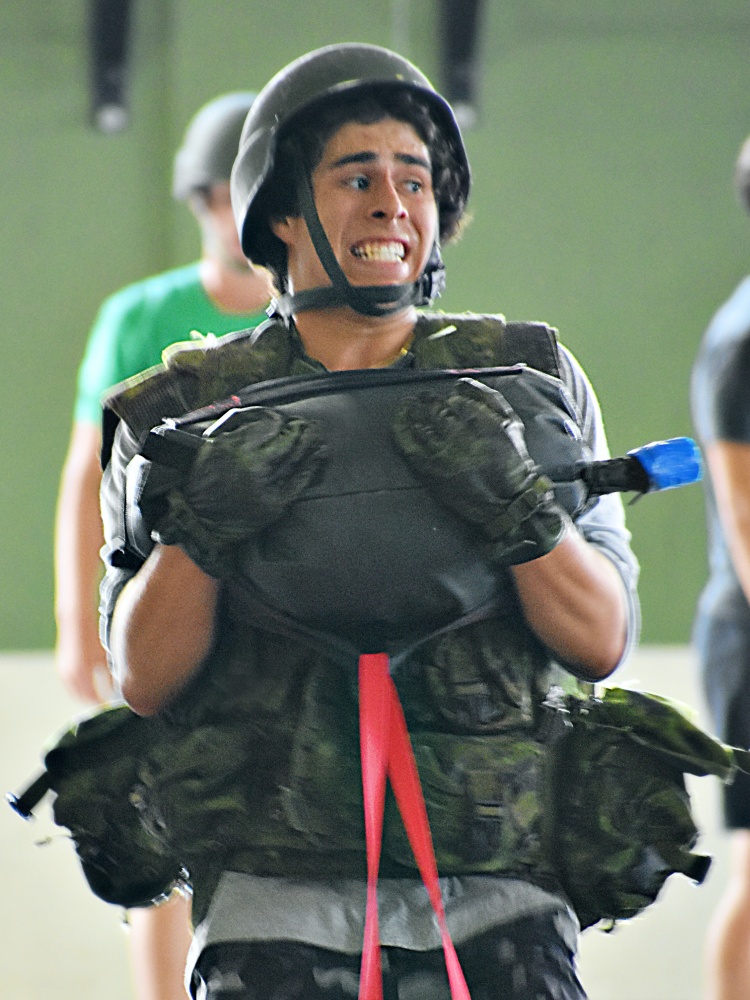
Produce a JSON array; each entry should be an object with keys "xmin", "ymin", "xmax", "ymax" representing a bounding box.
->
[
  {"xmin": 270, "ymin": 215, "xmax": 293, "ymax": 245},
  {"xmin": 186, "ymin": 190, "xmax": 210, "ymax": 220}
]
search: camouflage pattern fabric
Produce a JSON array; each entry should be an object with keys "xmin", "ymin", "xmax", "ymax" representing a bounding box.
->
[
  {"xmin": 11, "ymin": 313, "xmax": 726, "ymax": 932},
  {"xmin": 103, "ymin": 313, "xmax": 558, "ymax": 449},
  {"xmin": 392, "ymin": 378, "xmax": 569, "ymax": 565},
  {"xmin": 547, "ymin": 686, "xmax": 746, "ymax": 929},
  {"xmin": 136, "ymin": 408, "xmax": 327, "ymax": 579},
  {"xmin": 42, "ymin": 705, "xmax": 185, "ymax": 909},
  {"xmin": 275, "ymin": 658, "xmax": 551, "ymax": 876},
  {"xmin": 14, "ymin": 680, "xmax": 748, "ymax": 931}
]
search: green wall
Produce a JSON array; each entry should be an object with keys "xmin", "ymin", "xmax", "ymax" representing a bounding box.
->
[{"xmin": 2, "ymin": 0, "xmax": 749, "ymax": 649}]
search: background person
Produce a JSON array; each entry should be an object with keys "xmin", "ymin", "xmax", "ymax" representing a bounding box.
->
[
  {"xmin": 100, "ymin": 44, "xmax": 639, "ymax": 999},
  {"xmin": 53, "ymin": 91, "xmax": 274, "ymax": 1000},
  {"xmin": 692, "ymin": 134, "xmax": 750, "ymax": 1000}
]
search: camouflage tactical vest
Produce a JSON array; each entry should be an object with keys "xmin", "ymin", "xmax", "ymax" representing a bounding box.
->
[
  {"xmin": 14, "ymin": 312, "xmax": 739, "ymax": 929},
  {"xmin": 105, "ymin": 313, "xmax": 575, "ymax": 913}
]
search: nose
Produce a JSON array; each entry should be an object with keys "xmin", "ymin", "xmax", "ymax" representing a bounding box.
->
[{"xmin": 371, "ymin": 176, "xmax": 407, "ymax": 221}]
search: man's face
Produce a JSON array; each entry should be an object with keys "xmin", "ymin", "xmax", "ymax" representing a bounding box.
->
[
  {"xmin": 195, "ymin": 181, "xmax": 249, "ymax": 271},
  {"xmin": 273, "ymin": 117, "xmax": 438, "ymax": 297}
]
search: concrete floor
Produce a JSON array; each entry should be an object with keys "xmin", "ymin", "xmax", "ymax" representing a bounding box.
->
[{"xmin": 0, "ymin": 647, "xmax": 729, "ymax": 999}]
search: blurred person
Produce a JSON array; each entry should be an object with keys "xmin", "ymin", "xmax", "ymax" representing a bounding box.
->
[
  {"xmin": 53, "ymin": 91, "xmax": 274, "ymax": 1000},
  {"xmin": 691, "ymin": 134, "xmax": 750, "ymax": 1000}
]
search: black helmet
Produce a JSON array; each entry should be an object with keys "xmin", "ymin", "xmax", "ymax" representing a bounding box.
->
[
  {"xmin": 231, "ymin": 43, "xmax": 471, "ymax": 318},
  {"xmin": 173, "ymin": 92, "xmax": 256, "ymax": 201}
]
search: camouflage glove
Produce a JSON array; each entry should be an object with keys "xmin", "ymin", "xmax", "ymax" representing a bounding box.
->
[
  {"xmin": 392, "ymin": 378, "xmax": 569, "ymax": 565},
  {"xmin": 134, "ymin": 407, "xmax": 327, "ymax": 578}
]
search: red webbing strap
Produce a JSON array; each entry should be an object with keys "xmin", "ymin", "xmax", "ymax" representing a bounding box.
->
[
  {"xmin": 358, "ymin": 653, "xmax": 471, "ymax": 1000},
  {"xmin": 358, "ymin": 652, "xmax": 390, "ymax": 1000}
]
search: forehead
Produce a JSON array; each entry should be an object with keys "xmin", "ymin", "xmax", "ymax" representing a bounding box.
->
[{"xmin": 316, "ymin": 117, "xmax": 431, "ymax": 169}]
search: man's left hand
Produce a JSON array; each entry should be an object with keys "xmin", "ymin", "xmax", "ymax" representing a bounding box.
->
[{"xmin": 392, "ymin": 377, "xmax": 570, "ymax": 564}]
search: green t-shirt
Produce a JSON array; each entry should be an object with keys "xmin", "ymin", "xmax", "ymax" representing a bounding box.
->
[{"xmin": 74, "ymin": 261, "xmax": 268, "ymax": 425}]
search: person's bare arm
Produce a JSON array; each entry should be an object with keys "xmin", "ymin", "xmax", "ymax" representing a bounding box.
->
[
  {"xmin": 512, "ymin": 528, "xmax": 628, "ymax": 681},
  {"xmin": 54, "ymin": 421, "xmax": 113, "ymax": 703},
  {"xmin": 704, "ymin": 440, "xmax": 750, "ymax": 601},
  {"xmin": 110, "ymin": 543, "xmax": 220, "ymax": 716},
  {"xmin": 127, "ymin": 895, "xmax": 193, "ymax": 1000}
]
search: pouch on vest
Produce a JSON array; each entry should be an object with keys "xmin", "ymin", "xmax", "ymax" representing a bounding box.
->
[
  {"xmin": 548, "ymin": 686, "xmax": 750, "ymax": 929},
  {"xmin": 277, "ymin": 674, "xmax": 749, "ymax": 926},
  {"xmin": 8, "ymin": 704, "xmax": 186, "ymax": 909},
  {"xmin": 278, "ymin": 660, "xmax": 553, "ymax": 877}
]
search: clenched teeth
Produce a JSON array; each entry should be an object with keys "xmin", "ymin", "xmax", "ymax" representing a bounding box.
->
[{"xmin": 351, "ymin": 241, "xmax": 405, "ymax": 261}]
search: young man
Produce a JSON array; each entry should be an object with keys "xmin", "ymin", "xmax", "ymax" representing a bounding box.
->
[
  {"xmin": 99, "ymin": 45, "xmax": 639, "ymax": 999},
  {"xmin": 54, "ymin": 92, "xmax": 274, "ymax": 1000},
  {"xmin": 692, "ymin": 134, "xmax": 750, "ymax": 1000}
]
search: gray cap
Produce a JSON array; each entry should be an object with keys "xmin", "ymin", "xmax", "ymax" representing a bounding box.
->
[
  {"xmin": 173, "ymin": 92, "xmax": 256, "ymax": 200},
  {"xmin": 735, "ymin": 135, "xmax": 750, "ymax": 214}
]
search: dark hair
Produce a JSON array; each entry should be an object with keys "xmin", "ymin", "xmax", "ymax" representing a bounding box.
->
[
  {"xmin": 735, "ymin": 135, "xmax": 750, "ymax": 215},
  {"xmin": 251, "ymin": 86, "xmax": 468, "ymax": 287}
]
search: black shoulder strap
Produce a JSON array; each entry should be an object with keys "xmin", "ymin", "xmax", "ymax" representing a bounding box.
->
[
  {"xmin": 502, "ymin": 320, "xmax": 561, "ymax": 379},
  {"xmin": 99, "ymin": 320, "xmax": 290, "ymax": 468},
  {"xmin": 413, "ymin": 312, "xmax": 560, "ymax": 377},
  {"xmin": 101, "ymin": 316, "xmax": 561, "ymax": 468}
]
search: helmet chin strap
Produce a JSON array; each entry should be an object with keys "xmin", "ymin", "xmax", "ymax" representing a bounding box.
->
[{"xmin": 272, "ymin": 162, "xmax": 445, "ymax": 321}]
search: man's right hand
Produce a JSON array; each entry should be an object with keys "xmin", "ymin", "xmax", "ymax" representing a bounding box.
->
[{"xmin": 134, "ymin": 407, "xmax": 328, "ymax": 578}]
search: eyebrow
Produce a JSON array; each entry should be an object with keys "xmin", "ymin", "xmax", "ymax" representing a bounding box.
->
[{"xmin": 327, "ymin": 151, "xmax": 431, "ymax": 171}]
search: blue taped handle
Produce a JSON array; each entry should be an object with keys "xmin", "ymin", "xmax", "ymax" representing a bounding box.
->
[{"xmin": 627, "ymin": 437, "xmax": 702, "ymax": 491}]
